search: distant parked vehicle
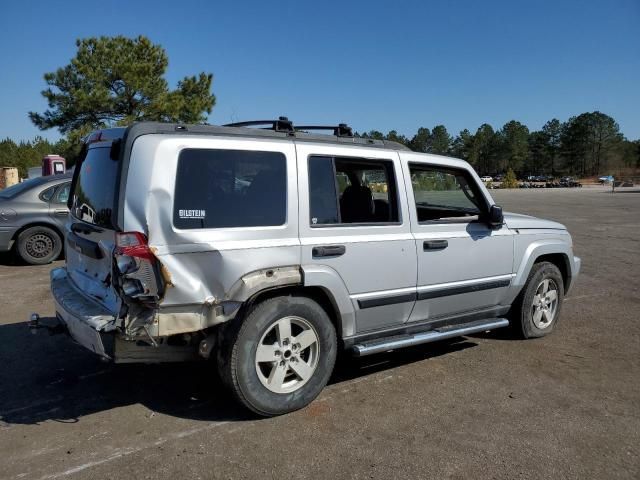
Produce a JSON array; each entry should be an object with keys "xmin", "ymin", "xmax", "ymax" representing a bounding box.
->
[
  {"xmin": 480, "ymin": 176, "xmax": 493, "ymax": 182},
  {"xmin": 42, "ymin": 155, "xmax": 66, "ymax": 176},
  {"xmin": 598, "ymin": 175, "xmax": 614, "ymax": 184},
  {"xmin": 0, "ymin": 174, "xmax": 71, "ymax": 264},
  {"xmin": 559, "ymin": 177, "xmax": 582, "ymax": 188}
]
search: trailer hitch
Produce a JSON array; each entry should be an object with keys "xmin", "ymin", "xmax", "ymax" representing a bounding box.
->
[{"xmin": 28, "ymin": 313, "xmax": 67, "ymax": 336}]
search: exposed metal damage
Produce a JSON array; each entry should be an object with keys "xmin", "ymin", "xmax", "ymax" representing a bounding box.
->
[{"xmin": 117, "ymin": 264, "xmax": 303, "ymax": 357}]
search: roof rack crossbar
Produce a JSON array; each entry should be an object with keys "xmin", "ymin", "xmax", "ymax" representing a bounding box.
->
[
  {"xmin": 295, "ymin": 124, "xmax": 353, "ymax": 137},
  {"xmin": 223, "ymin": 116, "xmax": 294, "ymax": 133}
]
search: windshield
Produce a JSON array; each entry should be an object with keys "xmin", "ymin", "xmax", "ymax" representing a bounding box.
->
[
  {"xmin": 0, "ymin": 177, "xmax": 50, "ymax": 199},
  {"xmin": 71, "ymin": 145, "xmax": 120, "ymax": 229}
]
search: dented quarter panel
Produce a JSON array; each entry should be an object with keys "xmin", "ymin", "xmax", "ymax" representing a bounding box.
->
[{"xmin": 122, "ymin": 135, "xmax": 301, "ymax": 334}]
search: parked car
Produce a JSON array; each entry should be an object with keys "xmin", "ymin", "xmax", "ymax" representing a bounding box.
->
[
  {"xmin": 598, "ymin": 175, "xmax": 614, "ymax": 184},
  {"xmin": 480, "ymin": 176, "xmax": 493, "ymax": 182},
  {"xmin": 0, "ymin": 173, "xmax": 71, "ymax": 264},
  {"xmin": 34, "ymin": 121, "xmax": 580, "ymax": 416},
  {"xmin": 560, "ymin": 177, "xmax": 582, "ymax": 188}
]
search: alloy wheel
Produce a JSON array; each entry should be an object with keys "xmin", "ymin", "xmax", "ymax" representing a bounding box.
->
[
  {"xmin": 531, "ymin": 278, "xmax": 559, "ymax": 329},
  {"xmin": 255, "ymin": 315, "xmax": 320, "ymax": 394}
]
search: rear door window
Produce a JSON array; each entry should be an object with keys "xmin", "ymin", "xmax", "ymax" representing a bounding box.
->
[
  {"xmin": 173, "ymin": 148, "xmax": 287, "ymax": 229},
  {"xmin": 308, "ymin": 156, "xmax": 399, "ymax": 225},
  {"xmin": 39, "ymin": 185, "xmax": 57, "ymax": 202},
  {"xmin": 53, "ymin": 182, "xmax": 71, "ymax": 204}
]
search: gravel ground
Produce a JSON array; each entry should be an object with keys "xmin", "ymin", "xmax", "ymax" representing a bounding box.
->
[{"xmin": 0, "ymin": 186, "xmax": 638, "ymax": 480}]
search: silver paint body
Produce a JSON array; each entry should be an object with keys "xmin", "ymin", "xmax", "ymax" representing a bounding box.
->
[
  {"xmin": 0, "ymin": 174, "xmax": 71, "ymax": 252},
  {"xmin": 56, "ymin": 133, "xmax": 581, "ymax": 354}
]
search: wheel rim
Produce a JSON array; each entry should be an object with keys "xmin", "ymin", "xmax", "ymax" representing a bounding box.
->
[
  {"xmin": 25, "ymin": 233, "xmax": 54, "ymax": 259},
  {"xmin": 531, "ymin": 278, "xmax": 559, "ymax": 329},
  {"xmin": 255, "ymin": 315, "xmax": 320, "ymax": 394}
]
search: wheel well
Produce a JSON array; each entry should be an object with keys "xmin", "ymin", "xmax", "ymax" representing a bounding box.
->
[
  {"xmin": 242, "ymin": 285, "xmax": 343, "ymax": 337},
  {"xmin": 534, "ymin": 253, "xmax": 570, "ymax": 290}
]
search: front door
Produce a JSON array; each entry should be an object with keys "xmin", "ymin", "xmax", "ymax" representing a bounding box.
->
[
  {"xmin": 296, "ymin": 144, "xmax": 417, "ymax": 334},
  {"xmin": 401, "ymin": 156, "xmax": 514, "ymax": 323}
]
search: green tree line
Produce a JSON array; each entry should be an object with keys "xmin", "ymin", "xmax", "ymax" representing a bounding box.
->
[
  {"xmin": 4, "ymin": 110, "xmax": 637, "ymax": 180},
  {"xmin": 359, "ymin": 112, "xmax": 639, "ymax": 177},
  {"xmin": 0, "ymin": 136, "xmax": 80, "ymax": 178}
]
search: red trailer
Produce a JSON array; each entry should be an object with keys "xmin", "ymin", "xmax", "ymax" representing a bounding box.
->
[{"xmin": 42, "ymin": 155, "xmax": 66, "ymax": 176}]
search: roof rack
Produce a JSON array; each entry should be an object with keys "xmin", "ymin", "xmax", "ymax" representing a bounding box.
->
[
  {"xmin": 295, "ymin": 124, "xmax": 353, "ymax": 138},
  {"xmin": 222, "ymin": 117, "xmax": 354, "ymax": 138},
  {"xmin": 223, "ymin": 116, "xmax": 294, "ymax": 133}
]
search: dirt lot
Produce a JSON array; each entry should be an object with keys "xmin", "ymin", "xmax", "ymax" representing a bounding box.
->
[{"xmin": 0, "ymin": 187, "xmax": 638, "ymax": 480}]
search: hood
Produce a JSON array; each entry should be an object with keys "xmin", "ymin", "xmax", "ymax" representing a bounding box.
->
[{"xmin": 503, "ymin": 212, "xmax": 566, "ymax": 230}]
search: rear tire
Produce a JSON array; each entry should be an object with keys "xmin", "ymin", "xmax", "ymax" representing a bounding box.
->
[
  {"xmin": 16, "ymin": 226, "xmax": 62, "ymax": 265},
  {"xmin": 217, "ymin": 296, "xmax": 337, "ymax": 417},
  {"xmin": 510, "ymin": 261, "xmax": 564, "ymax": 339}
]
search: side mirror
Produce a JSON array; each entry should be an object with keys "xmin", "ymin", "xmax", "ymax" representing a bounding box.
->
[{"xmin": 487, "ymin": 205, "xmax": 504, "ymax": 228}]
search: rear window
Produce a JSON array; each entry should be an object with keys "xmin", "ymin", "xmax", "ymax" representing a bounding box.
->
[
  {"xmin": 71, "ymin": 146, "xmax": 120, "ymax": 228},
  {"xmin": 173, "ymin": 148, "xmax": 287, "ymax": 229}
]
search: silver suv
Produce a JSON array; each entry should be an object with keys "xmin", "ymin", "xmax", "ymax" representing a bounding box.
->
[{"xmin": 37, "ymin": 119, "xmax": 580, "ymax": 416}]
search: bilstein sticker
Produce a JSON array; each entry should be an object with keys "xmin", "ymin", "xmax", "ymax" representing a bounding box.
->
[{"xmin": 179, "ymin": 209, "xmax": 206, "ymax": 219}]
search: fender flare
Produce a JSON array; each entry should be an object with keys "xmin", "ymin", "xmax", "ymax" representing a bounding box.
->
[
  {"xmin": 301, "ymin": 264, "xmax": 356, "ymax": 337},
  {"xmin": 505, "ymin": 239, "xmax": 574, "ymax": 304}
]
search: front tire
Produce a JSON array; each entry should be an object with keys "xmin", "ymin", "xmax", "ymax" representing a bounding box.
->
[
  {"xmin": 511, "ymin": 261, "xmax": 564, "ymax": 339},
  {"xmin": 16, "ymin": 226, "xmax": 62, "ymax": 265},
  {"xmin": 218, "ymin": 296, "xmax": 337, "ymax": 416}
]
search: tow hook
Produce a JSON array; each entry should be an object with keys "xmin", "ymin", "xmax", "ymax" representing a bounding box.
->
[
  {"xmin": 28, "ymin": 313, "xmax": 40, "ymax": 334},
  {"xmin": 28, "ymin": 313, "xmax": 67, "ymax": 336}
]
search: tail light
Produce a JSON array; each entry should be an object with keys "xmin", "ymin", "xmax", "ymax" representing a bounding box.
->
[
  {"xmin": 114, "ymin": 231, "xmax": 162, "ymax": 299},
  {"xmin": 115, "ymin": 232, "xmax": 154, "ymax": 261}
]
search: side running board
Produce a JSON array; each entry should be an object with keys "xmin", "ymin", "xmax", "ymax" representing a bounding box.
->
[{"xmin": 352, "ymin": 318, "xmax": 509, "ymax": 357}]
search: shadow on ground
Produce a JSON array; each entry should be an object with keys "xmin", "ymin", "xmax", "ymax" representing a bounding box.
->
[
  {"xmin": 0, "ymin": 320, "xmax": 477, "ymax": 426},
  {"xmin": 0, "ymin": 251, "xmax": 22, "ymax": 266}
]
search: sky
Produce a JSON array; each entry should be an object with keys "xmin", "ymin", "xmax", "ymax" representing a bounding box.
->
[{"xmin": 0, "ymin": 0, "xmax": 638, "ymax": 142}]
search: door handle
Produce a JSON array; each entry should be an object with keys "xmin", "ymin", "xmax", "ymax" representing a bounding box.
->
[
  {"xmin": 312, "ymin": 245, "xmax": 346, "ymax": 258},
  {"xmin": 423, "ymin": 240, "xmax": 448, "ymax": 251},
  {"xmin": 54, "ymin": 209, "xmax": 68, "ymax": 216}
]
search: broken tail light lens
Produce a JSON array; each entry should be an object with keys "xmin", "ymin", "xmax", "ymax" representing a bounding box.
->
[
  {"xmin": 114, "ymin": 231, "xmax": 162, "ymax": 299},
  {"xmin": 115, "ymin": 231, "xmax": 154, "ymax": 261}
]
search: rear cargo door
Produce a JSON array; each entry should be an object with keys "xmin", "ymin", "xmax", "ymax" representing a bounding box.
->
[{"xmin": 65, "ymin": 143, "xmax": 121, "ymax": 314}]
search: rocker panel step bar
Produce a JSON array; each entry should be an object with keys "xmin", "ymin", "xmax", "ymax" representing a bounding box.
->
[{"xmin": 352, "ymin": 318, "xmax": 509, "ymax": 357}]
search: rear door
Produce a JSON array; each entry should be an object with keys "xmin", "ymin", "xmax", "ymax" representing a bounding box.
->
[
  {"xmin": 66, "ymin": 143, "xmax": 122, "ymax": 314},
  {"xmin": 296, "ymin": 143, "xmax": 417, "ymax": 333},
  {"xmin": 48, "ymin": 181, "xmax": 70, "ymax": 230}
]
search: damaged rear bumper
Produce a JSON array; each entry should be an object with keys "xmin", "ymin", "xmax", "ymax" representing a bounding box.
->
[{"xmin": 50, "ymin": 268, "xmax": 117, "ymax": 360}]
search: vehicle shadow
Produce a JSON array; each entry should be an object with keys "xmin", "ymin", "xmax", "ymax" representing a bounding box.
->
[
  {"xmin": 0, "ymin": 251, "xmax": 65, "ymax": 266},
  {"xmin": 0, "ymin": 251, "xmax": 22, "ymax": 266},
  {"xmin": 0, "ymin": 320, "xmax": 477, "ymax": 426},
  {"xmin": 470, "ymin": 328, "xmax": 518, "ymax": 341},
  {"xmin": 606, "ymin": 189, "xmax": 640, "ymax": 194}
]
